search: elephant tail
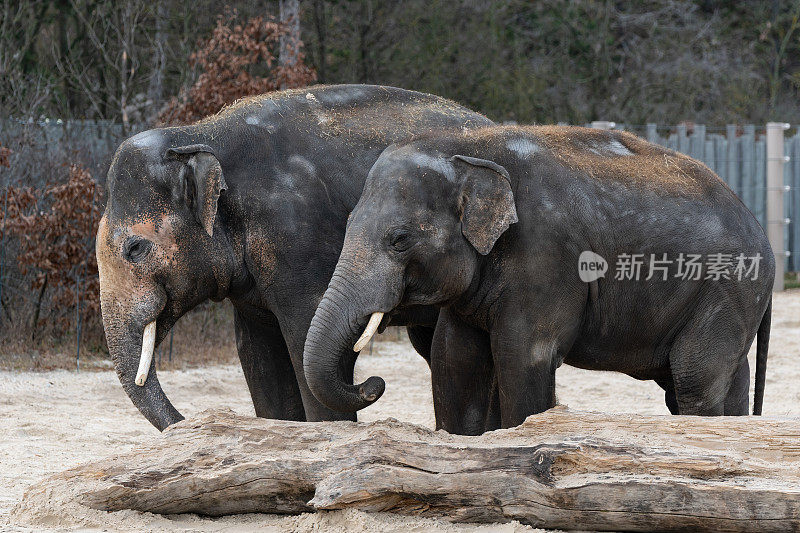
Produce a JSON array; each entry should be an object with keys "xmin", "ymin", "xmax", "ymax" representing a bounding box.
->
[{"xmin": 753, "ymin": 296, "xmax": 771, "ymax": 415}]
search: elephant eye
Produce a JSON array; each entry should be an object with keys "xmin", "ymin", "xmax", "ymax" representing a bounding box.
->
[
  {"xmin": 387, "ymin": 227, "xmax": 414, "ymax": 252},
  {"xmin": 124, "ymin": 237, "xmax": 153, "ymax": 264}
]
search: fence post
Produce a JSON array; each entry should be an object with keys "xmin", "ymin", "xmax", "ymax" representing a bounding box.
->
[
  {"xmin": 726, "ymin": 124, "xmax": 740, "ymax": 197},
  {"xmin": 646, "ymin": 123, "xmax": 658, "ymax": 143},
  {"xmin": 591, "ymin": 121, "xmax": 615, "ymax": 130},
  {"xmin": 0, "ymin": 142, "xmax": 10, "ymax": 323},
  {"xmin": 0, "ymin": 184, "xmax": 7, "ymax": 322},
  {"xmin": 741, "ymin": 125, "xmax": 756, "ymax": 215},
  {"xmin": 767, "ymin": 122, "xmax": 790, "ymax": 291},
  {"xmin": 677, "ymin": 123, "xmax": 688, "ymax": 154},
  {"xmin": 76, "ymin": 272, "xmax": 82, "ymax": 370}
]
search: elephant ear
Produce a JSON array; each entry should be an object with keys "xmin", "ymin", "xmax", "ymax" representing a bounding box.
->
[
  {"xmin": 450, "ymin": 155, "xmax": 518, "ymax": 255},
  {"xmin": 166, "ymin": 144, "xmax": 227, "ymax": 237}
]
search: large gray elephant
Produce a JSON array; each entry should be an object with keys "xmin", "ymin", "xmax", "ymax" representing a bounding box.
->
[
  {"xmin": 303, "ymin": 125, "xmax": 774, "ymax": 433},
  {"xmin": 96, "ymin": 84, "xmax": 492, "ymax": 430}
]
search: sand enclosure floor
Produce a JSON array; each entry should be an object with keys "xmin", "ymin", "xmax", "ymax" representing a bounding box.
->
[{"xmin": 2, "ymin": 291, "xmax": 799, "ymax": 532}]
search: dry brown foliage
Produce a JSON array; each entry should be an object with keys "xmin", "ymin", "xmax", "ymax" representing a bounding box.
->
[
  {"xmin": 0, "ymin": 145, "xmax": 10, "ymax": 168},
  {"xmin": 158, "ymin": 9, "xmax": 316, "ymax": 125},
  {"xmin": 0, "ymin": 163, "xmax": 102, "ymax": 331}
]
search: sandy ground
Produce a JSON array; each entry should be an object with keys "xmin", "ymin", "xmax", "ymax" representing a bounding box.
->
[{"xmin": 2, "ymin": 291, "xmax": 800, "ymax": 532}]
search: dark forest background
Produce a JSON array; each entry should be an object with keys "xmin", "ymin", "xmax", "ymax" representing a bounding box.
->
[{"xmin": 3, "ymin": 0, "xmax": 800, "ymax": 125}]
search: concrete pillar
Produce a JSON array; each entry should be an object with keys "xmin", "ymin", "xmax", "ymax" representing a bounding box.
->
[
  {"xmin": 591, "ymin": 121, "xmax": 616, "ymax": 130},
  {"xmin": 766, "ymin": 122, "xmax": 791, "ymax": 291}
]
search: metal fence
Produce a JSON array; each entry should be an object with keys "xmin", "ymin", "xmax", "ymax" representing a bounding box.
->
[{"xmin": 1, "ymin": 118, "xmax": 799, "ymax": 278}]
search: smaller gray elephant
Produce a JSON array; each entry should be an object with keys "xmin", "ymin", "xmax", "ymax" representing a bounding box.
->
[{"xmin": 303, "ymin": 125, "xmax": 774, "ymax": 434}]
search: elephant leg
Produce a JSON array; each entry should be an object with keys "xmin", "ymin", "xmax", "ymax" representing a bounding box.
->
[
  {"xmin": 485, "ymin": 373, "xmax": 502, "ymax": 431},
  {"xmin": 724, "ymin": 357, "xmax": 750, "ymax": 415},
  {"xmin": 431, "ymin": 309, "xmax": 494, "ymax": 435},
  {"xmin": 491, "ymin": 326, "xmax": 560, "ymax": 429},
  {"xmin": 668, "ymin": 303, "xmax": 748, "ymax": 416},
  {"xmin": 233, "ymin": 306, "xmax": 306, "ymax": 421},
  {"xmin": 406, "ymin": 325, "xmax": 434, "ymax": 367},
  {"xmin": 655, "ymin": 378, "xmax": 680, "ymax": 415}
]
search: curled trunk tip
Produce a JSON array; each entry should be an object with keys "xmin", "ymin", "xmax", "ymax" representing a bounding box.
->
[
  {"xmin": 307, "ymin": 373, "xmax": 386, "ymax": 413},
  {"xmin": 304, "ymin": 303, "xmax": 387, "ymax": 412}
]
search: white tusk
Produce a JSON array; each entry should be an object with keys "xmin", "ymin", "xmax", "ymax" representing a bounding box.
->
[
  {"xmin": 135, "ymin": 321, "xmax": 157, "ymax": 386},
  {"xmin": 353, "ymin": 312, "xmax": 384, "ymax": 352}
]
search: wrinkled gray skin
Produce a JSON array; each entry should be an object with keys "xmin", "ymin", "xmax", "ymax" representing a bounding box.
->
[
  {"xmin": 96, "ymin": 85, "xmax": 492, "ymax": 431},
  {"xmin": 304, "ymin": 125, "xmax": 774, "ymax": 433}
]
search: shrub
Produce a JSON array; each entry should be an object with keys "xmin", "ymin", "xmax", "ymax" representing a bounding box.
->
[
  {"xmin": 0, "ymin": 162, "xmax": 102, "ymax": 336},
  {"xmin": 158, "ymin": 9, "xmax": 316, "ymax": 125},
  {"xmin": 0, "ymin": 145, "xmax": 9, "ymax": 168}
]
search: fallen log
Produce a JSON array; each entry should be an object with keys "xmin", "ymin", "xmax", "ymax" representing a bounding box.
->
[{"xmin": 12, "ymin": 406, "xmax": 800, "ymax": 532}]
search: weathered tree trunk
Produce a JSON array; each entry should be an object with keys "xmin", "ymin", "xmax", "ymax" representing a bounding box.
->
[
  {"xmin": 13, "ymin": 407, "xmax": 800, "ymax": 532},
  {"xmin": 311, "ymin": 0, "xmax": 327, "ymax": 82},
  {"xmin": 279, "ymin": 0, "xmax": 300, "ymax": 67}
]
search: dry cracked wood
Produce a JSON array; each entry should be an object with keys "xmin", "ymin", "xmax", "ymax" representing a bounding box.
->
[{"xmin": 13, "ymin": 406, "xmax": 800, "ymax": 532}]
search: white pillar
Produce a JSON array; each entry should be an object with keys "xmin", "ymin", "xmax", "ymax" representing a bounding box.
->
[
  {"xmin": 766, "ymin": 122, "xmax": 790, "ymax": 291},
  {"xmin": 591, "ymin": 121, "xmax": 616, "ymax": 130}
]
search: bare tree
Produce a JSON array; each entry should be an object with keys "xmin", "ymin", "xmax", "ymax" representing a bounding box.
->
[
  {"xmin": 0, "ymin": 0, "xmax": 51, "ymax": 117},
  {"xmin": 279, "ymin": 0, "xmax": 300, "ymax": 88},
  {"xmin": 311, "ymin": 0, "xmax": 327, "ymax": 82},
  {"xmin": 46, "ymin": 0, "xmax": 152, "ymax": 126},
  {"xmin": 3, "ymin": 0, "xmax": 800, "ymax": 128},
  {"xmin": 766, "ymin": 0, "xmax": 800, "ymax": 117},
  {"xmin": 147, "ymin": 3, "xmax": 168, "ymax": 119}
]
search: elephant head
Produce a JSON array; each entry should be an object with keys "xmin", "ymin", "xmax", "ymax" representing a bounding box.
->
[
  {"xmin": 303, "ymin": 142, "xmax": 518, "ymax": 412},
  {"xmin": 96, "ymin": 130, "xmax": 236, "ymax": 430}
]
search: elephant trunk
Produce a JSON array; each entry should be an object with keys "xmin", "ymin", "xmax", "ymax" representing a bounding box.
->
[
  {"xmin": 303, "ymin": 268, "xmax": 386, "ymax": 413},
  {"xmin": 105, "ymin": 317, "xmax": 184, "ymax": 431}
]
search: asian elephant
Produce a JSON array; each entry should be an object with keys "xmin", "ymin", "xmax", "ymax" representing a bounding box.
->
[
  {"xmin": 95, "ymin": 84, "xmax": 492, "ymax": 431},
  {"xmin": 303, "ymin": 125, "xmax": 774, "ymax": 433}
]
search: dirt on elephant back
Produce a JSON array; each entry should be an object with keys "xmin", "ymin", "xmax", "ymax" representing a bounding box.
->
[{"xmin": 3, "ymin": 291, "xmax": 800, "ymax": 532}]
